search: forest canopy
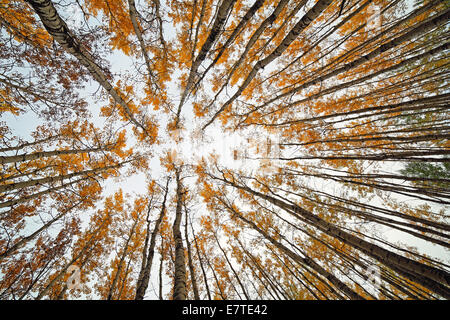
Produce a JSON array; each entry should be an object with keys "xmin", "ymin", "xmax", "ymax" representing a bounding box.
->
[{"xmin": 0, "ymin": 0, "xmax": 449, "ymax": 300}]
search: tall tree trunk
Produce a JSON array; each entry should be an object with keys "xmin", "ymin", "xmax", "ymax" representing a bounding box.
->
[
  {"xmin": 172, "ymin": 168, "xmax": 186, "ymax": 300},
  {"xmin": 192, "ymin": 230, "xmax": 212, "ymax": 300},
  {"xmin": 177, "ymin": 0, "xmax": 237, "ymax": 122},
  {"xmin": 261, "ymin": 6, "xmax": 450, "ymax": 112},
  {"xmin": 203, "ymin": 0, "xmax": 333, "ymax": 129},
  {"xmin": 184, "ymin": 204, "xmax": 200, "ymax": 300},
  {"xmin": 0, "ymin": 201, "xmax": 81, "ymax": 262},
  {"xmin": 0, "ymin": 162, "xmax": 123, "ymax": 193},
  {"xmin": 135, "ymin": 178, "xmax": 170, "ymax": 300},
  {"xmin": 134, "ymin": 200, "xmax": 153, "ymax": 296},
  {"xmin": 0, "ymin": 145, "xmax": 112, "ymax": 165},
  {"xmin": 158, "ymin": 234, "xmax": 164, "ymax": 300},
  {"xmin": 0, "ymin": 177, "xmax": 88, "ymax": 209}
]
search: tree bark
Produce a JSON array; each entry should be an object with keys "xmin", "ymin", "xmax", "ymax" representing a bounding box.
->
[
  {"xmin": 0, "ymin": 162, "xmax": 123, "ymax": 193},
  {"xmin": 107, "ymin": 217, "xmax": 138, "ymax": 300},
  {"xmin": 0, "ymin": 177, "xmax": 88, "ymax": 209},
  {"xmin": 0, "ymin": 145, "xmax": 112, "ymax": 165},
  {"xmin": 172, "ymin": 168, "xmax": 186, "ymax": 300},
  {"xmin": 135, "ymin": 178, "xmax": 170, "ymax": 300},
  {"xmin": 184, "ymin": 204, "xmax": 200, "ymax": 300},
  {"xmin": 177, "ymin": 0, "xmax": 237, "ymax": 123},
  {"xmin": 192, "ymin": 231, "xmax": 212, "ymax": 300}
]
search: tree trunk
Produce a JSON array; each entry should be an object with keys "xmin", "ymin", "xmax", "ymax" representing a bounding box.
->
[
  {"xmin": 0, "ymin": 162, "xmax": 122, "ymax": 193},
  {"xmin": 184, "ymin": 204, "xmax": 200, "ymax": 300},
  {"xmin": 192, "ymin": 231, "xmax": 212, "ymax": 300},
  {"xmin": 135, "ymin": 178, "xmax": 170, "ymax": 300},
  {"xmin": 0, "ymin": 177, "xmax": 87, "ymax": 209},
  {"xmin": 107, "ymin": 217, "xmax": 138, "ymax": 300},
  {"xmin": 177, "ymin": 0, "xmax": 237, "ymax": 120},
  {"xmin": 0, "ymin": 145, "xmax": 111, "ymax": 165},
  {"xmin": 172, "ymin": 168, "xmax": 186, "ymax": 300},
  {"xmin": 203, "ymin": 0, "xmax": 333, "ymax": 129}
]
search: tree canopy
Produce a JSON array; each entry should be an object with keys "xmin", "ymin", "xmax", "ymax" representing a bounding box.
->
[{"xmin": 0, "ymin": 0, "xmax": 449, "ymax": 300}]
